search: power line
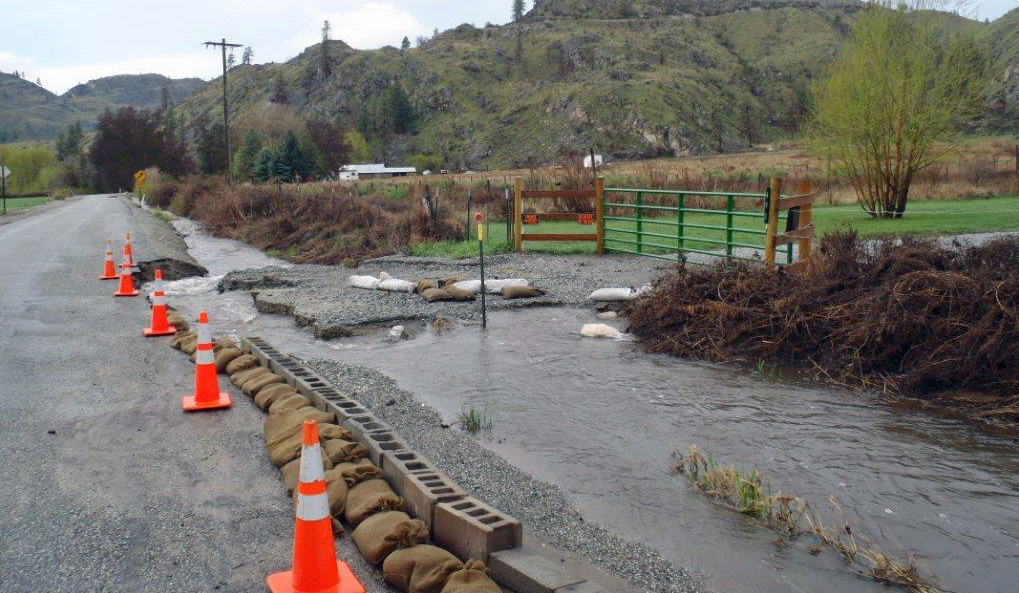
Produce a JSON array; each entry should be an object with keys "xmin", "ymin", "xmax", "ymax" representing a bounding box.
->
[{"xmin": 204, "ymin": 39, "xmax": 243, "ymax": 183}]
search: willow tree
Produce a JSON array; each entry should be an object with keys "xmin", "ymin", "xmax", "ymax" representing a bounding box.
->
[{"xmin": 810, "ymin": 1, "xmax": 986, "ymax": 218}]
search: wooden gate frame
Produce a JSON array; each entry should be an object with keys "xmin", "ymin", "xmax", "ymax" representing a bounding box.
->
[
  {"xmin": 513, "ymin": 177, "xmax": 605, "ymax": 253},
  {"xmin": 764, "ymin": 178, "xmax": 815, "ymax": 271}
]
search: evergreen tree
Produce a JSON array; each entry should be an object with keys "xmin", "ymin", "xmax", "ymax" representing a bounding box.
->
[
  {"xmin": 320, "ymin": 20, "xmax": 333, "ymax": 77},
  {"xmin": 271, "ymin": 71, "xmax": 289, "ymax": 105},
  {"xmin": 386, "ymin": 81, "xmax": 416, "ymax": 135},
  {"xmin": 253, "ymin": 147, "xmax": 277, "ymax": 182},
  {"xmin": 194, "ymin": 117, "xmax": 228, "ymax": 175},
  {"xmin": 401, "ymin": 37, "xmax": 411, "ymax": 51},
  {"xmin": 512, "ymin": 0, "xmax": 526, "ymax": 21},
  {"xmin": 279, "ymin": 131, "xmax": 311, "ymax": 181},
  {"xmin": 233, "ymin": 129, "xmax": 263, "ymax": 181},
  {"xmin": 242, "ymin": 46, "xmax": 254, "ymax": 65}
]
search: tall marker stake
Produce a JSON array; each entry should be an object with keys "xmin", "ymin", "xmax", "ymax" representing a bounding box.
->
[{"xmin": 477, "ymin": 212, "xmax": 487, "ymax": 329}]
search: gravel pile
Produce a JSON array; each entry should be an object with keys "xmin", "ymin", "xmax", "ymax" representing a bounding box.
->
[
  {"xmin": 306, "ymin": 359, "xmax": 709, "ymax": 593},
  {"xmin": 219, "ymin": 253, "xmax": 670, "ymax": 338}
]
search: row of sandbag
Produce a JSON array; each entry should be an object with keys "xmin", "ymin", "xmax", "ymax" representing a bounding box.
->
[
  {"xmin": 225, "ymin": 359, "xmax": 501, "ymax": 593},
  {"xmin": 416, "ymin": 277, "xmax": 545, "ymax": 302}
]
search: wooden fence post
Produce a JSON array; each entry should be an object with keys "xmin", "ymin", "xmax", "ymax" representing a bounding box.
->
[
  {"xmin": 764, "ymin": 177, "xmax": 782, "ymax": 267},
  {"xmin": 595, "ymin": 177, "xmax": 605, "ymax": 255},
  {"xmin": 797, "ymin": 180, "xmax": 813, "ymax": 262},
  {"xmin": 513, "ymin": 177, "xmax": 524, "ymax": 252}
]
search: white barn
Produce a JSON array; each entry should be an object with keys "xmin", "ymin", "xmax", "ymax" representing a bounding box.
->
[{"xmin": 338, "ymin": 164, "xmax": 417, "ymax": 180}]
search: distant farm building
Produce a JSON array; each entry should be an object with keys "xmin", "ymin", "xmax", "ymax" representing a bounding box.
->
[
  {"xmin": 338, "ymin": 164, "xmax": 417, "ymax": 180},
  {"xmin": 584, "ymin": 154, "xmax": 604, "ymax": 169}
]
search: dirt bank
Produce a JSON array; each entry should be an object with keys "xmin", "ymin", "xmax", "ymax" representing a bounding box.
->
[
  {"xmin": 219, "ymin": 253, "xmax": 666, "ymax": 338},
  {"xmin": 627, "ymin": 231, "xmax": 1019, "ymax": 428}
]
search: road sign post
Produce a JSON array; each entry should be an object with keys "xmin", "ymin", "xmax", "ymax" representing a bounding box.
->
[
  {"xmin": 477, "ymin": 212, "xmax": 487, "ymax": 330},
  {"xmin": 1, "ymin": 164, "xmax": 10, "ymax": 216}
]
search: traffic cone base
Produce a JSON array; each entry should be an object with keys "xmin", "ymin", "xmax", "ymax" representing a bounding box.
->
[
  {"xmin": 114, "ymin": 289, "xmax": 139, "ymax": 297},
  {"xmin": 266, "ymin": 560, "xmax": 364, "ymax": 593},
  {"xmin": 182, "ymin": 392, "xmax": 232, "ymax": 412},
  {"xmin": 143, "ymin": 325, "xmax": 177, "ymax": 337}
]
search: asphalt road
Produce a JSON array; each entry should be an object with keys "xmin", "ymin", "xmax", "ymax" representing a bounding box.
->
[{"xmin": 0, "ymin": 195, "xmax": 385, "ymax": 593}]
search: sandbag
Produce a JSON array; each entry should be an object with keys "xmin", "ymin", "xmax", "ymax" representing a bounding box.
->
[
  {"xmin": 281, "ymin": 452, "xmax": 334, "ymax": 493},
  {"xmin": 439, "ymin": 277, "xmax": 464, "ymax": 288},
  {"xmin": 268, "ymin": 423, "xmax": 342, "ymax": 468},
  {"xmin": 322, "ymin": 439, "xmax": 367, "ymax": 464},
  {"xmin": 502, "ymin": 286, "xmax": 546, "ymax": 300},
  {"xmin": 350, "ymin": 275, "xmax": 381, "ymax": 290},
  {"xmin": 231, "ymin": 366, "xmax": 268, "ymax": 388},
  {"xmin": 378, "ymin": 279, "xmax": 416, "ymax": 293},
  {"xmin": 170, "ymin": 330, "xmax": 195, "ymax": 349},
  {"xmin": 326, "ymin": 468, "xmax": 350, "ymax": 517},
  {"xmin": 417, "ymin": 279, "xmax": 439, "ymax": 294},
  {"xmin": 242, "ymin": 372, "xmax": 285, "ymax": 397},
  {"xmin": 450, "ymin": 280, "xmax": 482, "ymax": 295},
  {"xmin": 485, "ymin": 279, "xmax": 528, "ymax": 294},
  {"xmin": 213, "ymin": 337, "xmax": 237, "ymax": 353},
  {"xmin": 352, "ymin": 511, "xmax": 428, "ymax": 565},
  {"xmin": 588, "ymin": 285, "xmax": 650, "ymax": 302},
  {"xmin": 166, "ymin": 311, "xmax": 189, "ymax": 331},
  {"xmin": 268, "ymin": 393, "xmax": 311, "ymax": 415},
  {"xmin": 214, "ymin": 348, "xmax": 243, "ymax": 373},
  {"xmin": 383, "ymin": 545, "xmax": 464, "ymax": 593},
  {"xmin": 225, "ymin": 354, "xmax": 257, "ymax": 375},
  {"xmin": 179, "ymin": 335, "xmax": 199, "ymax": 355},
  {"xmin": 580, "ymin": 323, "xmax": 622, "ymax": 339},
  {"xmin": 344, "ymin": 479, "xmax": 403, "ymax": 527},
  {"xmin": 420, "ymin": 288, "xmax": 452, "ymax": 303},
  {"xmin": 334, "ymin": 458, "xmax": 383, "ymax": 486},
  {"xmin": 320, "ymin": 424, "xmax": 354, "ymax": 441},
  {"xmin": 264, "ymin": 409, "xmax": 337, "ymax": 466},
  {"xmin": 444, "ymin": 286, "xmax": 475, "ymax": 302},
  {"xmin": 440, "ymin": 560, "xmax": 501, "ymax": 593},
  {"xmin": 255, "ymin": 383, "xmax": 299, "ymax": 410}
]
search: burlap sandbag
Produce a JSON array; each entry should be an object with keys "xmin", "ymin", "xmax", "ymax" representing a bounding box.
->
[
  {"xmin": 502, "ymin": 286, "xmax": 546, "ymax": 300},
  {"xmin": 268, "ymin": 393, "xmax": 311, "ymax": 415},
  {"xmin": 352, "ymin": 511, "xmax": 428, "ymax": 565},
  {"xmin": 281, "ymin": 453, "xmax": 334, "ymax": 493},
  {"xmin": 225, "ymin": 354, "xmax": 257, "ymax": 375},
  {"xmin": 320, "ymin": 424, "xmax": 353, "ymax": 441},
  {"xmin": 439, "ymin": 277, "xmax": 464, "ymax": 288},
  {"xmin": 170, "ymin": 330, "xmax": 195, "ymax": 349},
  {"xmin": 421, "ymin": 288, "xmax": 452, "ymax": 303},
  {"xmin": 214, "ymin": 348, "xmax": 243, "ymax": 373},
  {"xmin": 255, "ymin": 383, "xmax": 299, "ymax": 410},
  {"xmin": 166, "ymin": 311, "xmax": 189, "ymax": 331},
  {"xmin": 179, "ymin": 334, "xmax": 199, "ymax": 355},
  {"xmin": 444, "ymin": 286, "xmax": 475, "ymax": 302},
  {"xmin": 344, "ymin": 479, "xmax": 404, "ymax": 527},
  {"xmin": 322, "ymin": 439, "xmax": 367, "ymax": 464},
  {"xmin": 265, "ymin": 409, "xmax": 337, "ymax": 467},
  {"xmin": 213, "ymin": 337, "xmax": 237, "ymax": 353},
  {"xmin": 334, "ymin": 458, "xmax": 382, "ymax": 486},
  {"xmin": 440, "ymin": 561, "xmax": 501, "ymax": 593},
  {"xmin": 417, "ymin": 279, "xmax": 439, "ymax": 294},
  {"xmin": 242, "ymin": 372, "xmax": 285, "ymax": 397},
  {"xmin": 232, "ymin": 366, "xmax": 270, "ymax": 388},
  {"xmin": 383, "ymin": 545, "xmax": 464, "ymax": 593},
  {"xmin": 326, "ymin": 468, "xmax": 350, "ymax": 517}
]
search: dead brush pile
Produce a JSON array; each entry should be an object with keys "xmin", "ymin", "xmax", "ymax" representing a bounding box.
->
[
  {"xmin": 628, "ymin": 231, "xmax": 1019, "ymax": 426},
  {"xmin": 156, "ymin": 177, "xmax": 464, "ymax": 265}
]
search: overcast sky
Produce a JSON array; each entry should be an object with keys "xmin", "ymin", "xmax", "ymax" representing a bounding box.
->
[{"xmin": 1, "ymin": 0, "xmax": 1015, "ymax": 94}]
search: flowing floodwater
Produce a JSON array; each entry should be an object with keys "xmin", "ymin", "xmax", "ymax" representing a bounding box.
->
[{"xmin": 162, "ymin": 218, "xmax": 1019, "ymax": 593}]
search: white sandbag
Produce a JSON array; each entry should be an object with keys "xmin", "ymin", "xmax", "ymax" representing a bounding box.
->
[
  {"xmin": 596, "ymin": 311, "xmax": 618, "ymax": 320},
  {"xmin": 486, "ymin": 279, "xmax": 529, "ymax": 295},
  {"xmin": 379, "ymin": 272, "xmax": 392, "ymax": 281},
  {"xmin": 589, "ymin": 287, "xmax": 638, "ymax": 302},
  {"xmin": 581, "ymin": 323, "xmax": 623, "ymax": 339},
  {"xmin": 378, "ymin": 279, "xmax": 416, "ymax": 293},
  {"xmin": 350, "ymin": 275, "xmax": 381, "ymax": 290},
  {"xmin": 450, "ymin": 280, "xmax": 482, "ymax": 295}
]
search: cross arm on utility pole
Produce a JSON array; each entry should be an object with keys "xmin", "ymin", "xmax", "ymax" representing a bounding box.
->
[{"xmin": 203, "ymin": 39, "xmax": 244, "ymax": 183}]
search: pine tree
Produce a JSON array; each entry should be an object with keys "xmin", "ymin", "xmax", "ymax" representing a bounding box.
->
[
  {"xmin": 320, "ymin": 20, "xmax": 333, "ymax": 77},
  {"xmin": 512, "ymin": 0, "xmax": 526, "ymax": 22},
  {"xmin": 227, "ymin": 52, "xmax": 236, "ymax": 70},
  {"xmin": 271, "ymin": 71, "xmax": 288, "ymax": 105},
  {"xmin": 386, "ymin": 81, "xmax": 416, "ymax": 135},
  {"xmin": 242, "ymin": 46, "xmax": 254, "ymax": 65},
  {"xmin": 401, "ymin": 37, "xmax": 411, "ymax": 51},
  {"xmin": 233, "ymin": 129, "xmax": 263, "ymax": 180}
]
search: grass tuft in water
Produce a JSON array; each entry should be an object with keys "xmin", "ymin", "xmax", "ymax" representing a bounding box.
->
[
  {"xmin": 672, "ymin": 446, "xmax": 943, "ymax": 593},
  {"xmin": 456, "ymin": 405, "xmax": 493, "ymax": 434}
]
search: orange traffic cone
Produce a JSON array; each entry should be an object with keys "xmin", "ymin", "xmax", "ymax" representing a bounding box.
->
[
  {"xmin": 182, "ymin": 311, "xmax": 231, "ymax": 411},
  {"xmin": 100, "ymin": 239, "xmax": 118, "ymax": 280},
  {"xmin": 143, "ymin": 270, "xmax": 177, "ymax": 337},
  {"xmin": 121, "ymin": 232, "xmax": 135, "ymax": 269},
  {"xmin": 113, "ymin": 252, "xmax": 139, "ymax": 297},
  {"xmin": 268, "ymin": 420, "xmax": 365, "ymax": 593}
]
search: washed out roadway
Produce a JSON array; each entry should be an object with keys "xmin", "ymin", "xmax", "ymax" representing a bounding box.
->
[{"xmin": 0, "ymin": 195, "xmax": 386, "ymax": 593}]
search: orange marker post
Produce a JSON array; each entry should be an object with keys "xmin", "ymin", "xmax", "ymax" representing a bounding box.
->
[
  {"xmin": 100, "ymin": 239, "xmax": 118, "ymax": 280},
  {"xmin": 143, "ymin": 270, "xmax": 177, "ymax": 337},
  {"xmin": 267, "ymin": 421, "xmax": 365, "ymax": 593},
  {"xmin": 181, "ymin": 311, "xmax": 231, "ymax": 411}
]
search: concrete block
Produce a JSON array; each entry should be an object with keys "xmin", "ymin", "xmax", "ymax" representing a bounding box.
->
[
  {"xmin": 361, "ymin": 431, "xmax": 409, "ymax": 467},
  {"xmin": 341, "ymin": 413, "xmax": 391, "ymax": 440},
  {"xmin": 488, "ymin": 546, "xmax": 583, "ymax": 593},
  {"xmin": 401, "ymin": 469, "xmax": 466, "ymax": 532},
  {"xmin": 433, "ymin": 496, "xmax": 522, "ymax": 562},
  {"xmin": 379, "ymin": 449, "xmax": 432, "ymax": 491}
]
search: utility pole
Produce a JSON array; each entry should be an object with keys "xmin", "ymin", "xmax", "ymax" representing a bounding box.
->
[{"xmin": 204, "ymin": 38, "xmax": 243, "ymax": 182}]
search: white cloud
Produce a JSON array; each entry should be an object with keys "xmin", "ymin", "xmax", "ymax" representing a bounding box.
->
[
  {"xmin": 0, "ymin": 51, "xmax": 37, "ymax": 76},
  {"xmin": 293, "ymin": 2, "xmax": 430, "ymax": 50}
]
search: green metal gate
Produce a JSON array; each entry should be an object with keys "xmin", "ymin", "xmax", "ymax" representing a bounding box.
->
[{"xmin": 601, "ymin": 187, "xmax": 794, "ymax": 265}]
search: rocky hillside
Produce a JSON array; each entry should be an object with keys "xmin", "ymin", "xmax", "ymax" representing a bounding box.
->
[{"xmin": 0, "ymin": 73, "xmax": 204, "ymax": 142}]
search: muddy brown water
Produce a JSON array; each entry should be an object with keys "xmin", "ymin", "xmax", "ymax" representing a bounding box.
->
[{"xmin": 161, "ymin": 219, "xmax": 1019, "ymax": 593}]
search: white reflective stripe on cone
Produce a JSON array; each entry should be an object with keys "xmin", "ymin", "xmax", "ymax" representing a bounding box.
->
[
  {"xmin": 153, "ymin": 280, "xmax": 163, "ymax": 293},
  {"xmin": 295, "ymin": 492, "xmax": 330, "ymax": 521},
  {"xmin": 197, "ymin": 323, "xmax": 212, "ymax": 344},
  {"xmin": 152, "ymin": 294, "xmax": 165, "ymax": 306},
  {"xmin": 196, "ymin": 348, "xmax": 215, "ymax": 365},
  {"xmin": 299, "ymin": 443, "xmax": 326, "ymax": 483}
]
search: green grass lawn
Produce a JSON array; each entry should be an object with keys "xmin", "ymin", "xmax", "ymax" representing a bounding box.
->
[
  {"xmin": 1, "ymin": 196, "xmax": 50, "ymax": 215},
  {"xmin": 410, "ymin": 195, "xmax": 1019, "ymax": 259}
]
